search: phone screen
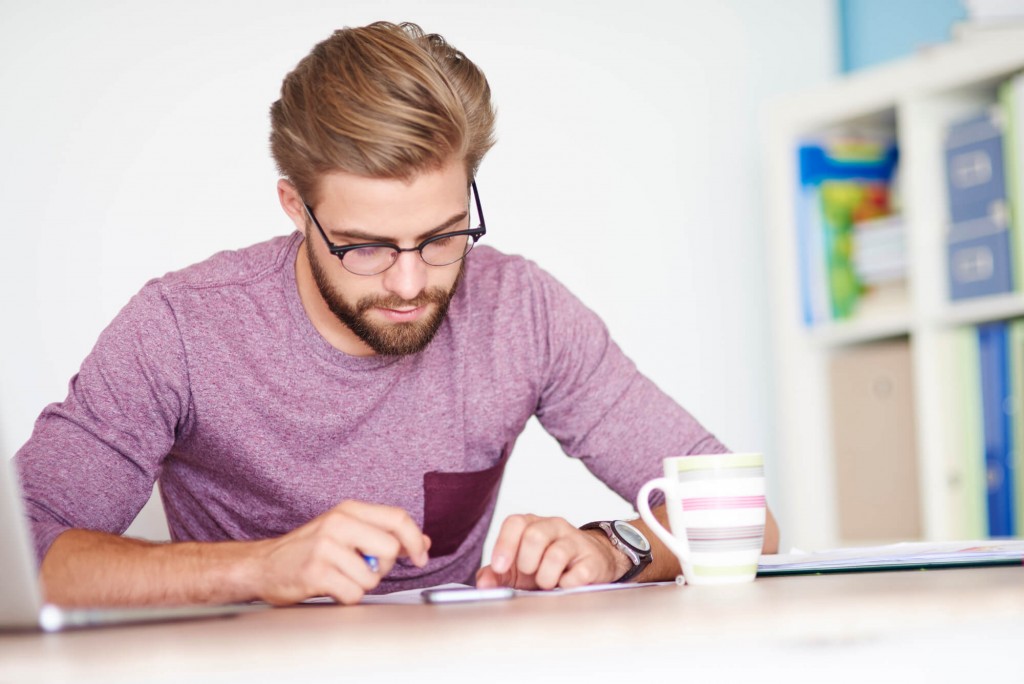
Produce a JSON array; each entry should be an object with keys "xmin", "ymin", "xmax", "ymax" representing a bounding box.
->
[{"xmin": 421, "ymin": 586, "xmax": 516, "ymax": 604}]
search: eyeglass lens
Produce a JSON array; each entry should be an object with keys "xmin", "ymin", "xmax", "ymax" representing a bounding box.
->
[{"xmin": 342, "ymin": 234, "xmax": 475, "ymax": 275}]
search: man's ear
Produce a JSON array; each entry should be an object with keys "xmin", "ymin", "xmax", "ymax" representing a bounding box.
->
[{"xmin": 277, "ymin": 179, "xmax": 309, "ymax": 235}]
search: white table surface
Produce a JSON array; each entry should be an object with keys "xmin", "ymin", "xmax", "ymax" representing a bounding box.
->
[{"xmin": 2, "ymin": 566, "xmax": 1023, "ymax": 684}]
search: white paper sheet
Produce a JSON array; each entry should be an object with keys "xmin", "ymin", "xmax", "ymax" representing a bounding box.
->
[
  {"xmin": 351, "ymin": 580, "xmax": 674, "ymax": 605},
  {"xmin": 758, "ymin": 539, "xmax": 1024, "ymax": 575}
]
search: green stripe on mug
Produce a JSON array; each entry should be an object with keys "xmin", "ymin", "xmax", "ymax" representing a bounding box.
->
[{"xmin": 674, "ymin": 453, "xmax": 763, "ymax": 471}]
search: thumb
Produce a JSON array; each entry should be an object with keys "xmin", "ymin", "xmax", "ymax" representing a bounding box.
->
[{"xmin": 475, "ymin": 565, "xmax": 500, "ymax": 588}]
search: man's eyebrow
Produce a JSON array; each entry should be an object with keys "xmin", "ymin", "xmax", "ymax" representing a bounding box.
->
[{"xmin": 329, "ymin": 211, "xmax": 469, "ymax": 244}]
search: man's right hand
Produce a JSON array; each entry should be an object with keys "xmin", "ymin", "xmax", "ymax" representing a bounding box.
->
[
  {"xmin": 248, "ymin": 500, "xmax": 431, "ymax": 606},
  {"xmin": 40, "ymin": 500, "xmax": 430, "ymax": 608}
]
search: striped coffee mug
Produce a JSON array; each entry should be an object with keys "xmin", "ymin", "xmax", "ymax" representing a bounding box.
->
[{"xmin": 636, "ymin": 453, "xmax": 766, "ymax": 585}]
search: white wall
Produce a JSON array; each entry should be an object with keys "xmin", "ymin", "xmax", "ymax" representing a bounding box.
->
[{"xmin": 0, "ymin": 1, "xmax": 837, "ymax": 553}]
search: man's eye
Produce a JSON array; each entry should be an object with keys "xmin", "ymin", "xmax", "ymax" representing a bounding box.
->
[{"xmin": 350, "ymin": 246, "xmax": 386, "ymax": 258}]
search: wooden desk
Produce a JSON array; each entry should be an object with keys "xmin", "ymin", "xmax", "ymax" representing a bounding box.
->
[{"xmin": 2, "ymin": 567, "xmax": 1023, "ymax": 683}]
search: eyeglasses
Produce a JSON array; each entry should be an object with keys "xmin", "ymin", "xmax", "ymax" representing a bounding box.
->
[{"xmin": 304, "ymin": 181, "xmax": 486, "ymax": 276}]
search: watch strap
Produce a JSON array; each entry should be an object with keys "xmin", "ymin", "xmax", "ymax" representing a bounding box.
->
[{"xmin": 581, "ymin": 520, "xmax": 652, "ymax": 583}]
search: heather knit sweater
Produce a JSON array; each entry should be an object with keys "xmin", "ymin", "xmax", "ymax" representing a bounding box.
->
[{"xmin": 15, "ymin": 232, "xmax": 725, "ymax": 592}]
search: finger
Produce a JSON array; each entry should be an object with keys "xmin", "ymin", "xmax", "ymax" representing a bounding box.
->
[
  {"xmin": 477, "ymin": 562, "xmax": 533, "ymax": 590},
  {"xmin": 317, "ymin": 572, "xmax": 370, "ymax": 606},
  {"xmin": 317, "ymin": 513, "xmax": 402, "ymax": 575},
  {"xmin": 531, "ymin": 537, "xmax": 578, "ymax": 590},
  {"xmin": 514, "ymin": 518, "xmax": 569, "ymax": 578},
  {"xmin": 337, "ymin": 501, "xmax": 429, "ymax": 566},
  {"xmin": 266, "ymin": 544, "xmax": 368, "ymax": 606},
  {"xmin": 554, "ymin": 556, "xmax": 602, "ymax": 590},
  {"xmin": 488, "ymin": 514, "xmax": 532, "ymax": 574},
  {"xmin": 475, "ymin": 565, "xmax": 500, "ymax": 588},
  {"xmin": 333, "ymin": 548, "xmax": 385, "ymax": 592},
  {"xmin": 301, "ymin": 533, "xmax": 382, "ymax": 594}
]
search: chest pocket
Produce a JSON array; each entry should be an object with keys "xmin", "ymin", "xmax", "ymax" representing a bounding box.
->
[{"xmin": 422, "ymin": 445, "xmax": 512, "ymax": 557}]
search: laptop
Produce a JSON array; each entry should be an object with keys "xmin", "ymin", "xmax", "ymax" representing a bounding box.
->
[{"xmin": 0, "ymin": 456, "xmax": 260, "ymax": 631}]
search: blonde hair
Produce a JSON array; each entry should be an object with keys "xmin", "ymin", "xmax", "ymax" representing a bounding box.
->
[{"xmin": 270, "ymin": 22, "xmax": 496, "ymax": 203}]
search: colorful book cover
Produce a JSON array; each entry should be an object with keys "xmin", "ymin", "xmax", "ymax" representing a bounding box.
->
[
  {"xmin": 820, "ymin": 180, "xmax": 890, "ymax": 318},
  {"xmin": 796, "ymin": 139, "xmax": 899, "ymax": 324},
  {"xmin": 977, "ymin": 321, "xmax": 1016, "ymax": 537}
]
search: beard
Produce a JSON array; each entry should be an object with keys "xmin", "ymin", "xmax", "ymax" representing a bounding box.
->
[{"xmin": 306, "ymin": 236, "xmax": 464, "ymax": 356}]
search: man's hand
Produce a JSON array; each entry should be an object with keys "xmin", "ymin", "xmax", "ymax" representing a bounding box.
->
[
  {"xmin": 250, "ymin": 500, "xmax": 431, "ymax": 606},
  {"xmin": 40, "ymin": 500, "xmax": 430, "ymax": 608},
  {"xmin": 475, "ymin": 514, "xmax": 630, "ymax": 590}
]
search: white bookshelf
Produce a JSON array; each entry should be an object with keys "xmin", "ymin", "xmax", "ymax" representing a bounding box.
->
[{"xmin": 765, "ymin": 32, "xmax": 1024, "ymax": 550}]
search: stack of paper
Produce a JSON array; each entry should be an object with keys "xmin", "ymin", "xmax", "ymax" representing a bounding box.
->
[{"xmin": 758, "ymin": 539, "xmax": 1024, "ymax": 575}]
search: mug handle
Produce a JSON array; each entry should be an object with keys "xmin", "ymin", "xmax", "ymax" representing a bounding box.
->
[{"xmin": 637, "ymin": 478, "xmax": 692, "ymax": 582}]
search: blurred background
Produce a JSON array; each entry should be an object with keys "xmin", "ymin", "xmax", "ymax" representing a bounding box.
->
[{"xmin": 0, "ymin": 0, "xmax": 977, "ymax": 555}]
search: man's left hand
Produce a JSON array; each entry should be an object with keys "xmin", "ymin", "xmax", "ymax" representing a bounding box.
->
[{"xmin": 475, "ymin": 514, "xmax": 630, "ymax": 590}]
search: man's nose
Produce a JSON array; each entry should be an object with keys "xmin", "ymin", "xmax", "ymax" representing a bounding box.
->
[{"xmin": 382, "ymin": 250, "xmax": 428, "ymax": 301}]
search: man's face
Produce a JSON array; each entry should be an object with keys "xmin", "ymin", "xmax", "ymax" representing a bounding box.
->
[{"xmin": 301, "ymin": 161, "xmax": 471, "ymax": 356}]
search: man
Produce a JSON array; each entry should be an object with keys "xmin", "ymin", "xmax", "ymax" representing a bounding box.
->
[{"xmin": 15, "ymin": 21, "xmax": 778, "ymax": 607}]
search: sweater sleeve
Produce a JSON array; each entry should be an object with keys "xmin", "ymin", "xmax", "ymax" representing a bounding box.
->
[
  {"xmin": 526, "ymin": 262, "xmax": 728, "ymax": 508},
  {"xmin": 13, "ymin": 281, "xmax": 192, "ymax": 565}
]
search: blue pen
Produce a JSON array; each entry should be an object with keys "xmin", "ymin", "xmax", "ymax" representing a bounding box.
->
[{"xmin": 361, "ymin": 553, "xmax": 379, "ymax": 573}]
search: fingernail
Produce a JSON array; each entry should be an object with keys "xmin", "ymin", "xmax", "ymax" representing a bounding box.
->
[{"xmin": 491, "ymin": 554, "xmax": 508, "ymax": 573}]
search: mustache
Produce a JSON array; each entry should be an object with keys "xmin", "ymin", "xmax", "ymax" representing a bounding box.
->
[{"xmin": 354, "ymin": 288, "xmax": 450, "ymax": 314}]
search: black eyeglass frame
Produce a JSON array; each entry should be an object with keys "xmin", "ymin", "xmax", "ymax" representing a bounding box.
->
[{"xmin": 303, "ymin": 181, "xmax": 486, "ymax": 276}]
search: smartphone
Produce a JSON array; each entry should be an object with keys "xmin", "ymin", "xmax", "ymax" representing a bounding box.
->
[{"xmin": 421, "ymin": 586, "xmax": 516, "ymax": 604}]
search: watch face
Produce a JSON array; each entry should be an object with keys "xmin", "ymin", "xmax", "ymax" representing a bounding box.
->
[{"xmin": 613, "ymin": 521, "xmax": 651, "ymax": 553}]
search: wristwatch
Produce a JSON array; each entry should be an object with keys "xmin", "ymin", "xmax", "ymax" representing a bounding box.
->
[{"xmin": 580, "ymin": 520, "xmax": 653, "ymax": 583}]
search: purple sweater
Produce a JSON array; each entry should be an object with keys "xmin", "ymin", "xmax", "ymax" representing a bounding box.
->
[{"xmin": 15, "ymin": 233, "xmax": 726, "ymax": 592}]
